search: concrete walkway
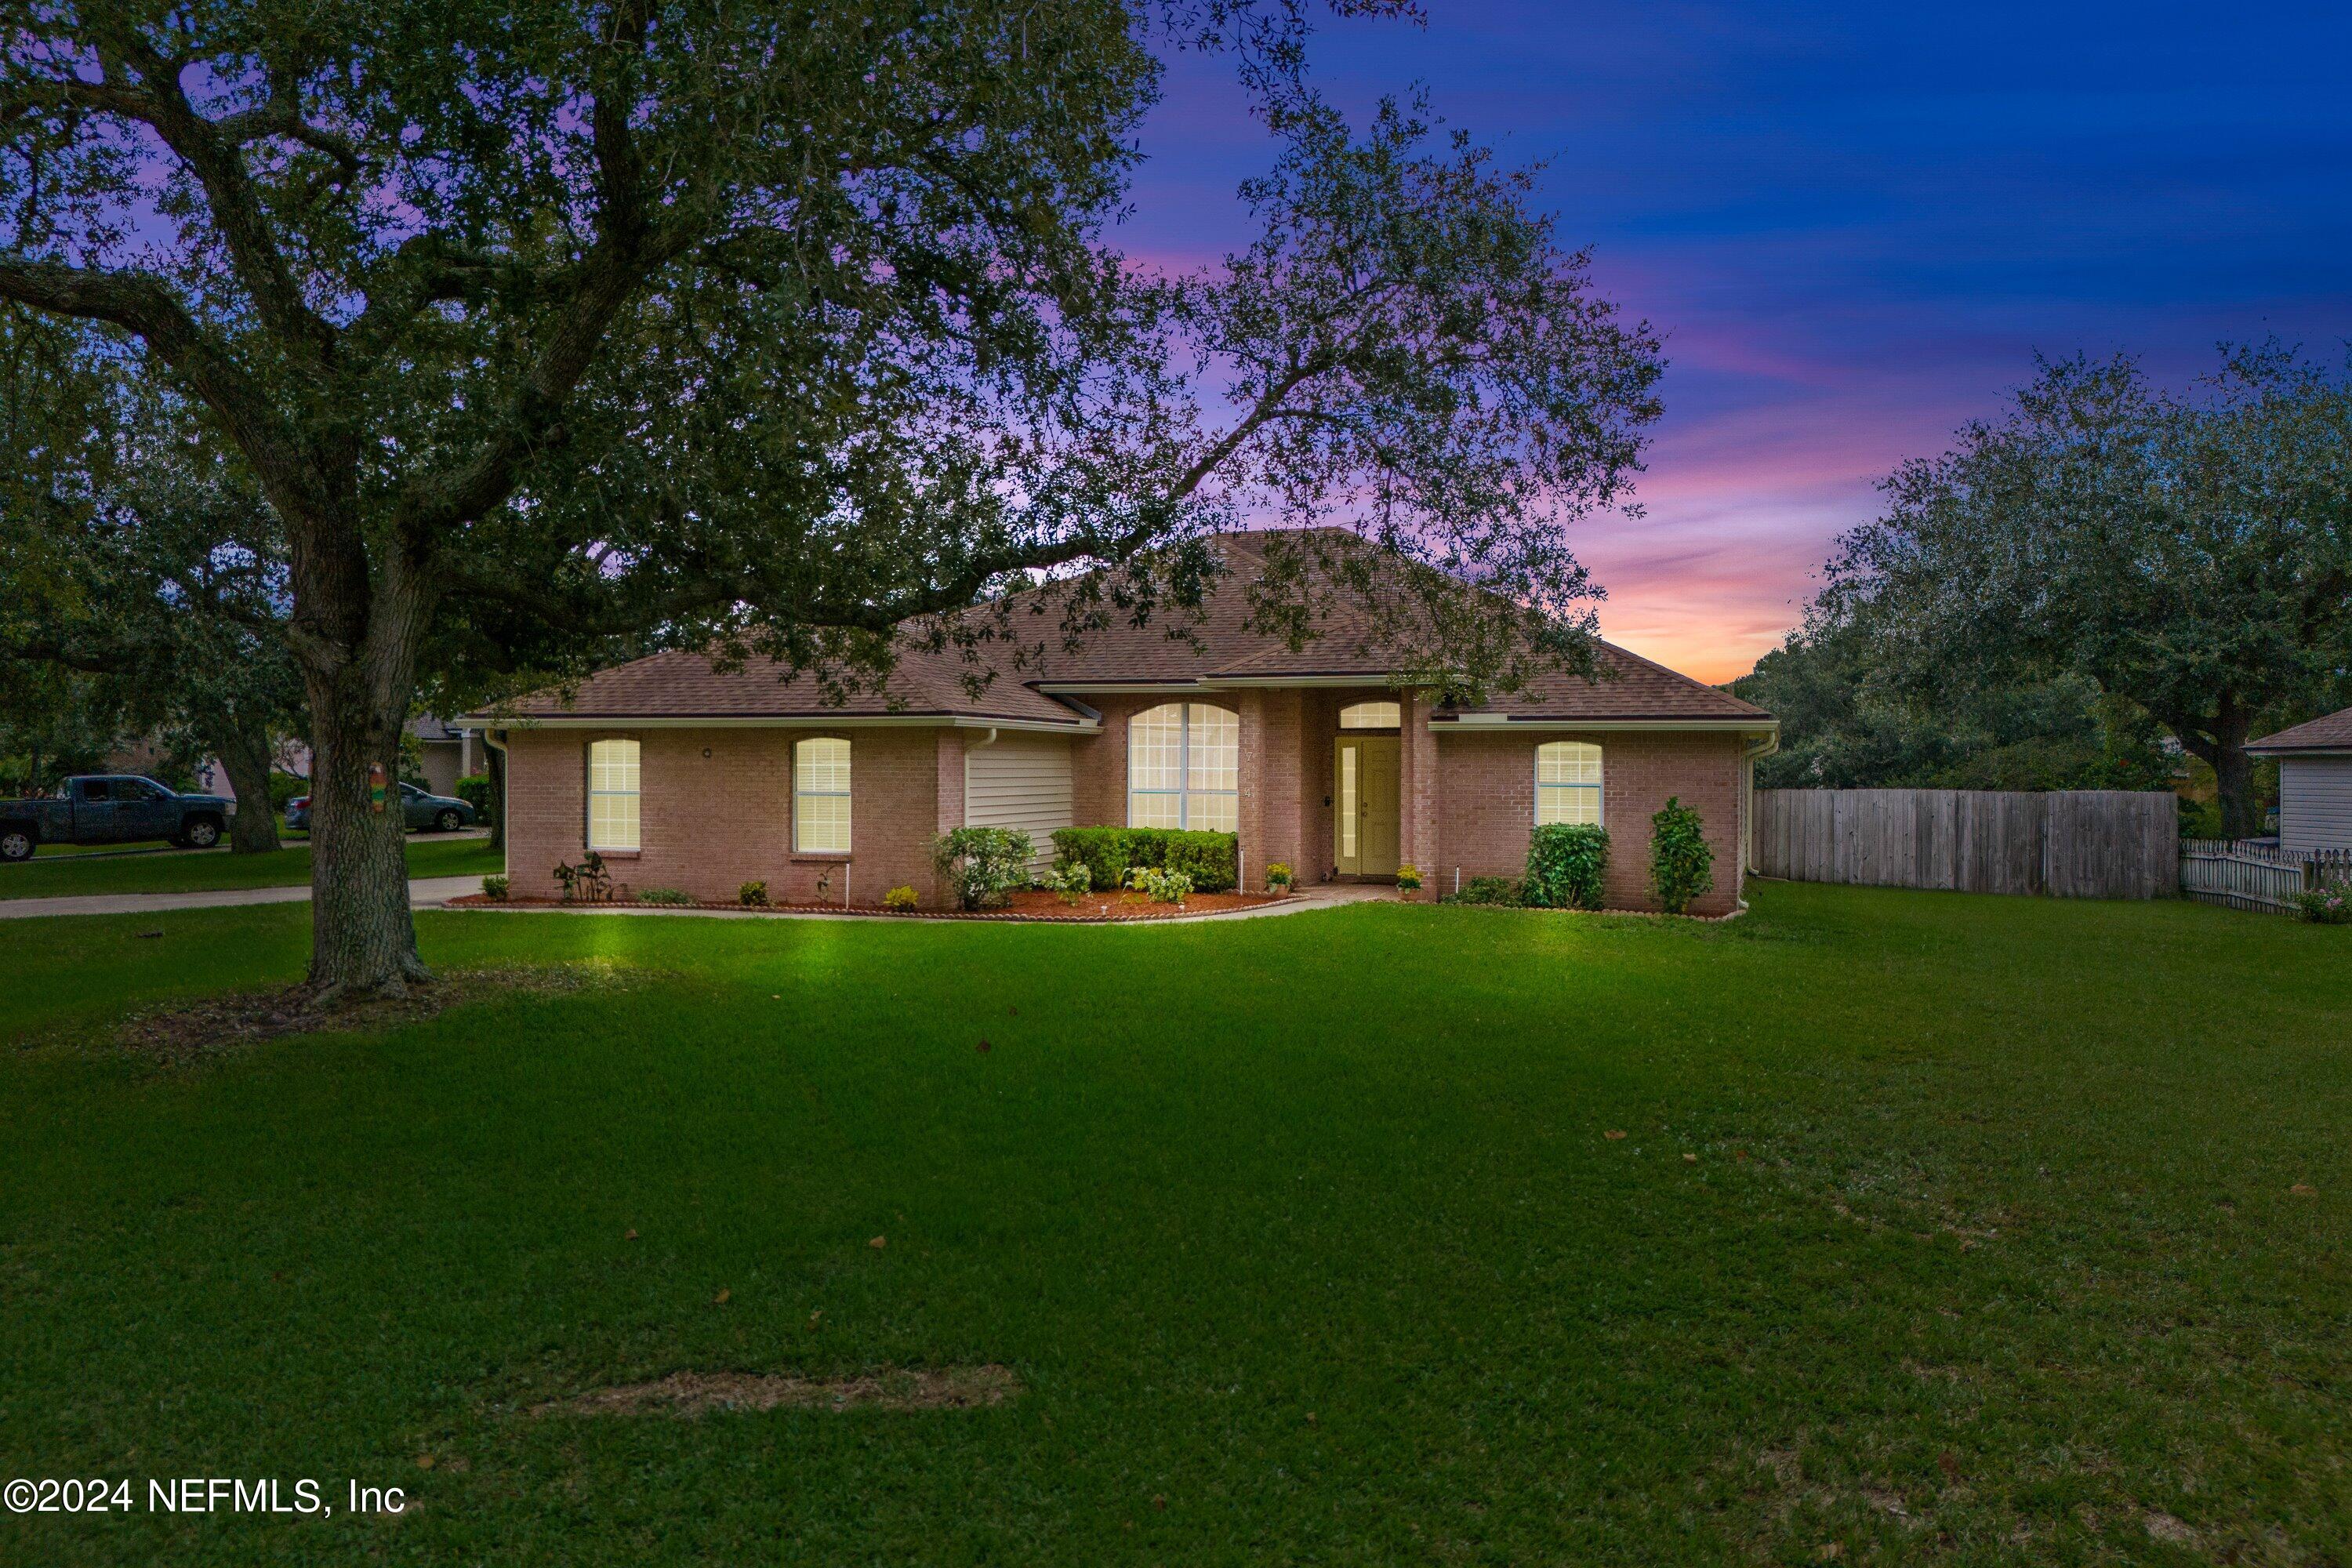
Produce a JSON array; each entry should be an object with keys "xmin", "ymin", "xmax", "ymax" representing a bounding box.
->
[
  {"xmin": 440, "ymin": 880, "xmax": 1406, "ymax": 926},
  {"xmin": 0, "ymin": 874, "xmax": 1403, "ymax": 926},
  {"xmin": 0, "ymin": 875, "xmax": 484, "ymax": 922}
]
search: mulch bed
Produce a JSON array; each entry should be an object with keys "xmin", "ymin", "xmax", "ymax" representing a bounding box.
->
[
  {"xmin": 102, "ymin": 964, "xmax": 644, "ymax": 1063},
  {"xmin": 447, "ymin": 888, "xmax": 1296, "ymax": 922}
]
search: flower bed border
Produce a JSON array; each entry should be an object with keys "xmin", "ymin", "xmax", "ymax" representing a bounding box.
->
[{"xmin": 443, "ymin": 891, "xmax": 1301, "ymax": 924}]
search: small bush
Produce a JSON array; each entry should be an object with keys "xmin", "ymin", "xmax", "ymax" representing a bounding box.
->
[
  {"xmin": 1264, "ymin": 860, "xmax": 1295, "ymax": 891},
  {"xmin": 1443, "ymin": 875, "xmax": 1521, "ymax": 906},
  {"xmin": 456, "ymin": 771, "xmax": 496, "ymax": 826},
  {"xmin": 1127, "ymin": 866, "xmax": 1195, "ymax": 904},
  {"xmin": 2292, "ymin": 885, "xmax": 2351, "ymax": 924},
  {"xmin": 481, "ymin": 874, "xmax": 510, "ymax": 902},
  {"xmin": 883, "ymin": 884, "xmax": 920, "ymax": 912},
  {"xmin": 268, "ymin": 771, "xmax": 308, "ymax": 812},
  {"xmin": 1649, "ymin": 797, "xmax": 1715, "ymax": 915},
  {"xmin": 1045, "ymin": 860, "xmax": 1093, "ymax": 906},
  {"xmin": 553, "ymin": 852, "xmax": 612, "ymax": 903},
  {"xmin": 1525, "ymin": 824, "xmax": 1610, "ymax": 910},
  {"xmin": 738, "ymin": 880, "xmax": 768, "ymax": 907},
  {"xmin": 637, "ymin": 887, "xmax": 695, "ymax": 906},
  {"xmin": 1051, "ymin": 827, "xmax": 1238, "ymax": 895},
  {"xmin": 933, "ymin": 826, "xmax": 1034, "ymax": 909}
]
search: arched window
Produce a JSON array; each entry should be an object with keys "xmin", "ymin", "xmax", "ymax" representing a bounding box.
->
[
  {"xmin": 1128, "ymin": 702, "xmax": 1238, "ymax": 832},
  {"xmin": 587, "ymin": 739, "xmax": 641, "ymax": 851},
  {"xmin": 1535, "ymin": 741, "xmax": 1602, "ymax": 826},
  {"xmin": 795, "ymin": 737, "xmax": 852, "ymax": 852},
  {"xmin": 1338, "ymin": 700, "xmax": 1401, "ymax": 729}
]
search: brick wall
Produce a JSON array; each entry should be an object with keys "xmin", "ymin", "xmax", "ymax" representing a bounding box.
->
[
  {"xmin": 503, "ymin": 725, "xmax": 947, "ymax": 907},
  {"xmin": 1435, "ymin": 728, "xmax": 1748, "ymax": 915}
]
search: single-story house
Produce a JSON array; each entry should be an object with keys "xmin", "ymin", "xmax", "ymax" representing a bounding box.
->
[
  {"xmin": 407, "ymin": 715, "xmax": 483, "ymax": 799},
  {"xmin": 2249, "ymin": 706, "xmax": 2352, "ymax": 856},
  {"xmin": 464, "ymin": 532, "xmax": 1777, "ymax": 913}
]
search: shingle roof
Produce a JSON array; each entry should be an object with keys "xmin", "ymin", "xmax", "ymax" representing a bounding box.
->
[
  {"xmin": 2249, "ymin": 706, "xmax": 2352, "ymax": 754},
  {"xmin": 480, "ymin": 531, "xmax": 1770, "ymax": 728}
]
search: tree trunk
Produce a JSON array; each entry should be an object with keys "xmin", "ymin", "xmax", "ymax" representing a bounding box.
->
[
  {"xmin": 2178, "ymin": 699, "xmax": 2262, "ymax": 840},
  {"xmin": 2212, "ymin": 742, "xmax": 2261, "ymax": 839},
  {"xmin": 210, "ymin": 713, "xmax": 283, "ymax": 855},
  {"xmin": 485, "ymin": 737, "xmax": 506, "ymax": 854},
  {"xmin": 304, "ymin": 672, "xmax": 430, "ymax": 997}
]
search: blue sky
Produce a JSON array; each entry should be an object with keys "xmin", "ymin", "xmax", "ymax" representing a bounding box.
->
[{"xmin": 1120, "ymin": 1, "xmax": 2352, "ymax": 677}]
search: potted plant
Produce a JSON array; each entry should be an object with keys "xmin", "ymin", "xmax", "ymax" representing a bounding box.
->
[{"xmin": 1265, "ymin": 861, "xmax": 1295, "ymax": 894}]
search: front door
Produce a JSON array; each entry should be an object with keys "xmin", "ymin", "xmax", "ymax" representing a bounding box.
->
[{"xmin": 1334, "ymin": 736, "xmax": 1401, "ymax": 877}]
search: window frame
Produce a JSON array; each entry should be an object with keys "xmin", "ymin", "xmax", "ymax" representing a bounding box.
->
[
  {"xmin": 1127, "ymin": 702, "xmax": 1239, "ymax": 833},
  {"xmin": 1534, "ymin": 740, "xmax": 1604, "ymax": 828},
  {"xmin": 1338, "ymin": 700, "xmax": 1402, "ymax": 731},
  {"xmin": 586, "ymin": 738, "xmax": 642, "ymax": 852},
  {"xmin": 793, "ymin": 735, "xmax": 854, "ymax": 855}
]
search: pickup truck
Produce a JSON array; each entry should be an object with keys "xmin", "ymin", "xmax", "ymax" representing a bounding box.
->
[{"xmin": 0, "ymin": 775, "xmax": 236, "ymax": 862}]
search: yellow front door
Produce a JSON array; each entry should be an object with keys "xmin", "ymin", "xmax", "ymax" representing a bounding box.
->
[{"xmin": 1334, "ymin": 736, "xmax": 1401, "ymax": 877}]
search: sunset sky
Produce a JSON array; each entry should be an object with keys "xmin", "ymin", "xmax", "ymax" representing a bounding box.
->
[{"xmin": 1121, "ymin": 2, "xmax": 2352, "ymax": 681}]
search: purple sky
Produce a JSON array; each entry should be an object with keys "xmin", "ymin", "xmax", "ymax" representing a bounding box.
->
[{"xmin": 1122, "ymin": 2, "xmax": 2352, "ymax": 681}]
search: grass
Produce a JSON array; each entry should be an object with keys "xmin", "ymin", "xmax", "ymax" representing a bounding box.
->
[
  {"xmin": 1, "ymin": 884, "xmax": 2347, "ymax": 1565},
  {"xmin": 0, "ymin": 834, "xmax": 499, "ymax": 898}
]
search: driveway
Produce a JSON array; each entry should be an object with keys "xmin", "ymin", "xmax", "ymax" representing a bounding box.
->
[{"xmin": 0, "ymin": 875, "xmax": 485, "ymax": 922}]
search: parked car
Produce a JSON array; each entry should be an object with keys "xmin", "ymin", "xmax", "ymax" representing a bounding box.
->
[
  {"xmin": 1, "ymin": 775, "xmax": 235, "ymax": 861},
  {"xmin": 285, "ymin": 782, "xmax": 477, "ymax": 835}
]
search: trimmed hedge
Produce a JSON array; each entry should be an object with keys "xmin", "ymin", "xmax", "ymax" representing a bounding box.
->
[
  {"xmin": 1051, "ymin": 826, "xmax": 1238, "ymax": 894},
  {"xmin": 456, "ymin": 771, "xmax": 495, "ymax": 826},
  {"xmin": 1524, "ymin": 822, "xmax": 1610, "ymax": 910}
]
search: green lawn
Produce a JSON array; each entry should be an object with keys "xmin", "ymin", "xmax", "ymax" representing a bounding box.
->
[
  {"xmin": 0, "ymin": 834, "xmax": 499, "ymax": 898},
  {"xmin": 2, "ymin": 885, "xmax": 2347, "ymax": 1565}
]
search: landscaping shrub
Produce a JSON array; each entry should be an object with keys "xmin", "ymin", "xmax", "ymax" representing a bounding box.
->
[
  {"xmin": 1045, "ymin": 861, "xmax": 1092, "ymax": 906},
  {"xmin": 1649, "ymin": 797, "xmax": 1714, "ymax": 914},
  {"xmin": 456, "ymin": 771, "xmax": 495, "ymax": 826},
  {"xmin": 552, "ymin": 853, "xmax": 612, "ymax": 903},
  {"xmin": 1051, "ymin": 827, "xmax": 1238, "ymax": 894},
  {"xmin": 932, "ymin": 826, "xmax": 1034, "ymax": 909},
  {"xmin": 2292, "ymin": 885, "xmax": 2351, "ymax": 924},
  {"xmin": 1264, "ymin": 861, "xmax": 1295, "ymax": 892},
  {"xmin": 1525, "ymin": 823, "xmax": 1609, "ymax": 910},
  {"xmin": 738, "ymin": 880, "xmax": 768, "ymax": 907},
  {"xmin": 268, "ymin": 771, "xmax": 308, "ymax": 813},
  {"xmin": 1442, "ymin": 875, "xmax": 1521, "ymax": 906},
  {"xmin": 883, "ymin": 884, "xmax": 920, "ymax": 912},
  {"xmin": 1128, "ymin": 866, "xmax": 1194, "ymax": 904},
  {"xmin": 481, "ymin": 874, "xmax": 510, "ymax": 902},
  {"xmin": 637, "ymin": 887, "xmax": 695, "ymax": 906}
]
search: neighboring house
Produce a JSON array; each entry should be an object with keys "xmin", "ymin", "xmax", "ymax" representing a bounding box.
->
[
  {"xmin": 2249, "ymin": 706, "xmax": 2352, "ymax": 856},
  {"xmin": 463, "ymin": 532, "xmax": 1777, "ymax": 913},
  {"xmin": 408, "ymin": 716, "xmax": 481, "ymax": 798}
]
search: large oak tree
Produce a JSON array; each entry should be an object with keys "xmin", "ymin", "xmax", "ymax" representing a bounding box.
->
[
  {"xmin": 1823, "ymin": 348, "xmax": 2352, "ymax": 837},
  {"xmin": 1, "ymin": 2, "xmax": 1661, "ymax": 996}
]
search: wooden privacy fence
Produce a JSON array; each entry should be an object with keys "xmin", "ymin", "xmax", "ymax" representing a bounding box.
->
[
  {"xmin": 1752, "ymin": 789, "xmax": 2180, "ymax": 899},
  {"xmin": 2180, "ymin": 840, "xmax": 2352, "ymax": 914}
]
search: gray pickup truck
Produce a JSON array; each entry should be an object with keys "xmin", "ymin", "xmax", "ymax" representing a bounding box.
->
[{"xmin": 0, "ymin": 775, "xmax": 236, "ymax": 861}]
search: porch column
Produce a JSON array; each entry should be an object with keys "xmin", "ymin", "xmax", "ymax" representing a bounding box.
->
[
  {"xmin": 1398, "ymin": 688, "xmax": 1439, "ymax": 900},
  {"xmin": 1257, "ymin": 689, "xmax": 1303, "ymax": 889}
]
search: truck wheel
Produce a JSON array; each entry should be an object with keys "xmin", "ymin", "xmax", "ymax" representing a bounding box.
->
[
  {"xmin": 435, "ymin": 809, "xmax": 463, "ymax": 833},
  {"xmin": 1, "ymin": 828, "xmax": 31, "ymax": 862},
  {"xmin": 183, "ymin": 817, "xmax": 222, "ymax": 849}
]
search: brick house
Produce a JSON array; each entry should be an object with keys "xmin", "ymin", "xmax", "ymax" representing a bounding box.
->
[{"xmin": 466, "ymin": 533, "xmax": 1777, "ymax": 913}]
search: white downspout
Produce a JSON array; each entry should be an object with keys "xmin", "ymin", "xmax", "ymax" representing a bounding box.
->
[{"xmin": 1740, "ymin": 730, "xmax": 1779, "ymax": 907}]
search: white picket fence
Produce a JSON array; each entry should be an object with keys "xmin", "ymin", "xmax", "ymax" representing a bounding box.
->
[{"xmin": 2179, "ymin": 840, "xmax": 2352, "ymax": 914}]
